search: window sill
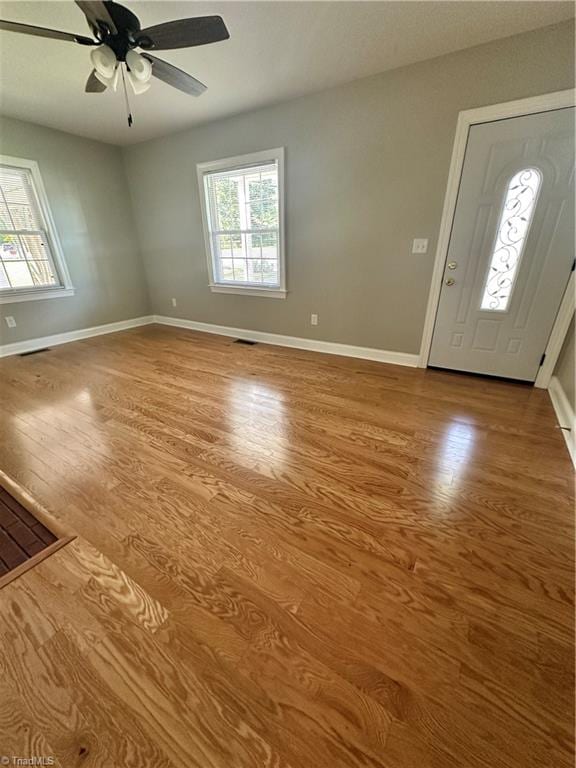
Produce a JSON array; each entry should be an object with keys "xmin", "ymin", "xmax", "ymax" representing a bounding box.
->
[
  {"xmin": 0, "ymin": 287, "xmax": 75, "ymax": 305},
  {"xmin": 209, "ymin": 285, "xmax": 287, "ymax": 299}
]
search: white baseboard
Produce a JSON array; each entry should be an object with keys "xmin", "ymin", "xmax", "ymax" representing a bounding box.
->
[
  {"xmin": 153, "ymin": 315, "xmax": 419, "ymax": 367},
  {"xmin": 0, "ymin": 311, "xmax": 419, "ymax": 369},
  {"xmin": 0, "ymin": 315, "xmax": 154, "ymax": 358},
  {"xmin": 548, "ymin": 376, "xmax": 576, "ymax": 469}
]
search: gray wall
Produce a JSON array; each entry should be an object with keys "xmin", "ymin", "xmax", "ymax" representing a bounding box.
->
[
  {"xmin": 124, "ymin": 21, "xmax": 574, "ymax": 354},
  {"xmin": 555, "ymin": 316, "xmax": 575, "ymax": 411},
  {"xmin": 0, "ymin": 117, "xmax": 150, "ymax": 345},
  {"xmin": 2, "ymin": 21, "xmax": 573, "ymax": 353}
]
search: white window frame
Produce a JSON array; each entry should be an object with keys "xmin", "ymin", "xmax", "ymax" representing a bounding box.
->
[
  {"xmin": 197, "ymin": 148, "xmax": 286, "ymax": 299},
  {"xmin": 0, "ymin": 154, "xmax": 74, "ymax": 304}
]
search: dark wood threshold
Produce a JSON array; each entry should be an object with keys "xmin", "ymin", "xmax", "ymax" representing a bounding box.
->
[
  {"xmin": 0, "ymin": 534, "xmax": 76, "ymax": 590},
  {"xmin": 0, "ymin": 468, "xmax": 76, "ymax": 589}
]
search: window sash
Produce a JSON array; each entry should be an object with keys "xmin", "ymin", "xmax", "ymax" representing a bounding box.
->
[
  {"xmin": 197, "ymin": 148, "xmax": 286, "ymax": 297},
  {"xmin": 0, "ymin": 231, "xmax": 61, "ymax": 291},
  {"xmin": 209, "ymin": 228, "xmax": 278, "ymax": 236},
  {"xmin": 210, "ymin": 232, "xmax": 280, "ymax": 286},
  {"xmin": 204, "ymin": 160, "xmax": 278, "ymax": 181},
  {"xmin": 0, "ymin": 165, "xmax": 64, "ymax": 293},
  {"xmin": 203, "ymin": 161, "xmax": 281, "ymax": 288}
]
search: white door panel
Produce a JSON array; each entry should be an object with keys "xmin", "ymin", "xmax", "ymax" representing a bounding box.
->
[{"xmin": 429, "ymin": 108, "xmax": 575, "ymax": 381}]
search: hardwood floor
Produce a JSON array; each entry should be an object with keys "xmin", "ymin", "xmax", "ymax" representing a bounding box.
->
[{"xmin": 0, "ymin": 324, "xmax": 573, "ymax": 768}]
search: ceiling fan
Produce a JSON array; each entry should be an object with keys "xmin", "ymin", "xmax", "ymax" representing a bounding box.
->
[{"xmin": 0, "ymin": 1, "xmax": 230, "ymax": 126}]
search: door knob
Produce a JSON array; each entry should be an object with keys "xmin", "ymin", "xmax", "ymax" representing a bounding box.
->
[
  {"xmin": 447, "ymin": 262, "xmax": 458, "ymax": 270},
  {"xmin": 445, "ymin": 278, "xmax": 455, "ymax": 286}
]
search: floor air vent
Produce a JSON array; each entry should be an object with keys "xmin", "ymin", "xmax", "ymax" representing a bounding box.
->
[
  {"xmin": 234, "ymin": 339, "xmax": 257, "ymax": 345},
  {"xmin": 20, "ymin": 348, "xmax": 50, "ymax": 357}
]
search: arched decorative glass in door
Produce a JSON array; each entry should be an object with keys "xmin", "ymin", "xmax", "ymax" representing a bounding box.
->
[{"xmin": 481, "ymin": 167, "xmax": 542, "ymax": 311}]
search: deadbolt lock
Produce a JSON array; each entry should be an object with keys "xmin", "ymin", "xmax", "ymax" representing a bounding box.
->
[
  {"xmin": 447, "ymin": 262, "xmax": 458, "ymax": 270},
  {"xmin": 445, "ymin": 278, "xmax": 456, "ymax": 286}
]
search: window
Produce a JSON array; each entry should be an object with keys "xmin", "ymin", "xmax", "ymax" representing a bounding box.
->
[
  {"xmin": 197, "ymin": 148, "xmax": 286, "ymax": 298},
  {"xmin": 481, "ymin": 167, "xmax": 541, "ymax": 312},
  {"xmin": 0, "ymin": 155, "xmax": 73, "ymax": 304}
]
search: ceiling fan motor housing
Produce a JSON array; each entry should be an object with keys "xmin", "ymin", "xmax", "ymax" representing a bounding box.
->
[{"xmin": 95, "ymin": 1, "xmax": 143, "ymax": 61}]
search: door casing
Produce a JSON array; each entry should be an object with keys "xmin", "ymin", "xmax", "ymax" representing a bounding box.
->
[{"xmin": 419, "ymin": 89, "xmax": 575, "ymax": 388}]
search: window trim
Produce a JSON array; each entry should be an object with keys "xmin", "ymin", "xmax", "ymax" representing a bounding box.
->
[
  {"xmin": 196, "ymin": 147, "xmax": 286, "ymax": 299},
  {"xmin": 0, "ymin": 154, "xmax": 74, "ymax": 305}
]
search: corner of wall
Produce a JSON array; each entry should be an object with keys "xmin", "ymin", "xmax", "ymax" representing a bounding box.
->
[
  {"xmin": 119, "ymin": 147, "xmax": 153, "ymax": 314},
  {"xmin": 548, "ymin": 375, "xmax": 576, "ymax": 468}
]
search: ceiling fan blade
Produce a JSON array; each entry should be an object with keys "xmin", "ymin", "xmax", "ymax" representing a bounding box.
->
[
  {"xmin": 136, "ymin": 16, "xmax": 229, "ymax": 50},
  {"xmin": 75, "ymin": 1, "xmax": 118, "ymax": 36},
  {"xmin": 142, "ymin": 54, "xmax": 206, "ymax": 97},
  {"xmin": 85, "ymin": 69, "xmax": 107, "ymax": 92},
  {"xmin": 0, "ymin": 19, "xmax": 95, "ymax": 45}
]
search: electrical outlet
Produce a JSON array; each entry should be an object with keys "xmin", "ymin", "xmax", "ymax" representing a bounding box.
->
[
  {"xmin": 171, "ymin": 298, "xmax": 177, "ymax": 308},
  {"xmin": 412, "ymin": 238, "xmax": 429, "ymax": 254},
  {"xmin": 311, "ymin": 313, "xmax": 318, "ymax": 326},
  {"xmin": 4, "ymin": 316, "xmax": 16, "ymax": 328}
]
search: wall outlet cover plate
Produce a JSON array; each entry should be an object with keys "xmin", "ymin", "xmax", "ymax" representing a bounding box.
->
[{"xmin": 412, "ymin": 238, "xmax": 429, "ymax": 254}]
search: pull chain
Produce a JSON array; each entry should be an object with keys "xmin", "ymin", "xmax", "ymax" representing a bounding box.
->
[{"xmin": 120, "ymin": 63, "xmax": 133, "ymax": 127}]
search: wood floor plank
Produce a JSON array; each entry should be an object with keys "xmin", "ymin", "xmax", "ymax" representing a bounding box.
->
[
  {"xmin": 0, "ymin": 325, "xmax": 573, "ymax": 767},
  {"xmin": 0, "ymin": 686, "xmax": 65, "ymax": 768}
]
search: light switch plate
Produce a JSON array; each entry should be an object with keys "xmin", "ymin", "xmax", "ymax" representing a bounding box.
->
[
  {"xmin": 5, "ymin": 316, "xmax": 16, "ymax": 328},
  {"xmin": 412, "ymin": 238, "xmax": 429, "ymax": 254}
]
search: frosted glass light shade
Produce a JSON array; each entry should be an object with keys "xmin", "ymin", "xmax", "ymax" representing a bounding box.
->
[
  {"xmin": 90, "ymin": 45, "xmax": 117, "ymax": 78},
  {"xmin": 126, "ymin": 50, "xmax": 152, "ymax": 82},
  {"xmin": 94, "ymin": 65, "xmax": 120, "ymax": 92},
  {"xmin": 127, "ymin": 75, "xmax": 151, "ymax": 95}
]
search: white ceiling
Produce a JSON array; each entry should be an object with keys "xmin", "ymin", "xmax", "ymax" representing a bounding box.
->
[{"xmin": 0, "ymin": 1, "xmax": 573, "ymax": 145}]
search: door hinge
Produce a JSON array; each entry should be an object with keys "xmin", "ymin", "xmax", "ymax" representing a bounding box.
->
[{"xmin": 539, "ymin": 352, "xmax": 546, "ymax": 367}]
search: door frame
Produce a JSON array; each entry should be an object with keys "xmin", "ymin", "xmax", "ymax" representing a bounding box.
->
[{"xmin": 418, "ymin": 89, "xmax": 575, "ymax": 387}]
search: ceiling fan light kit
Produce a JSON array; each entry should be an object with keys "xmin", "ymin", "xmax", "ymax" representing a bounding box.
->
[
  {"xmin": 126, "ymin": 71, "xmax": 151, "ymax": 96},
  {"xmin": 96, "ymin": 62, "xmax": 120, "ymax": 91},
  {"xmin": 0, "ymin": 1, "xmax": 230, "ymax": 126},
  {"xmin": 91, "ymin": 43, "xmax": 119, "ymax": 89},
  {"xmin": 126, "ymin": 50, "xmax": 152, "ymax": 83}
]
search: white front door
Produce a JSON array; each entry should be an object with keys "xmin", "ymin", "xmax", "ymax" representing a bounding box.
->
[{"xmin": 429, "ymin": 107, "xmax": 575, "ymax": 381}]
